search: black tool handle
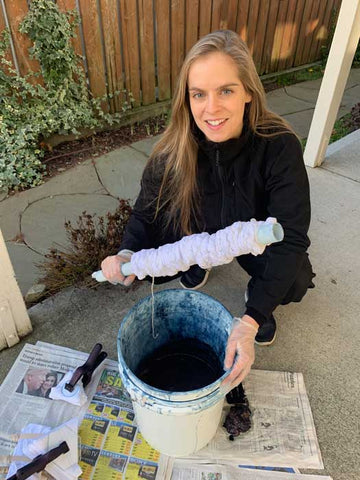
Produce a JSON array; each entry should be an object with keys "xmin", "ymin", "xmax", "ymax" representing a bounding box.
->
[
  {"xmin": 65, "ymin": 343, "xmax": 107, "ymax": 392},
  {"xmin": 8, "ymin": 441, "xmax": 69, "ymax": 480}
]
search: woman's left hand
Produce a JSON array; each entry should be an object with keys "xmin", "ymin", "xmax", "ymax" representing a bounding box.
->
[{"xmin": 221, "ymin": 315, "xmax": 258, "ymax": 391}]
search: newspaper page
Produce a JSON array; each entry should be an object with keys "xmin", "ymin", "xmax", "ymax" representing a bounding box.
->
[
  {"xmin": 0, "ymin": 342, "xmax": 171, "ymax": 480},
  {"xmin": 171, "ymin": 463, "xmax": 332, "ymax": 480},
  {"xmin": 178, "ymin": 370, "xmax": 323, "ymax": 469}
]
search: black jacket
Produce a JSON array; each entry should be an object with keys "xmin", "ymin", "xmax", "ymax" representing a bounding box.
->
[{"xmin": 120, "ymin": 126, "xmax": 311, "ymax": 325}]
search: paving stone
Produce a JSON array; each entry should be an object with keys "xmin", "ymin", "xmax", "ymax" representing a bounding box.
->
[
  {"xmin": 346, "ymin": 67, "xmax": 360, "ymax": 86},
  {"xmin": 21, "ymin": 194, "xmax": 119, "ymax": 255},
  {"xmin": 5, "ymin": 242, "xmax": 43, "ymax": 295},
  {"xmin": 0, "ymin": 161, "xmax": 105, "ymax": 241},
  {"xmin": 131, "ymin": 135, "xmax": 162, "ymax": 156},
  {"xmin": 340, "ymin": 84, "xmax": 360, "ymax": 109},
  {"xmin": 94, "ymin": 147, "xmax": 147, "ymax": 201},
  {"xmin": 266, "ymin": 88, "xmax": 312, "ymax": 116},
  {"xmin": 285, "ymin": 81, "xmax": 321, "ymax": 104},
  {"xmin": 283, "ymin": 109, "xmax": 315, "ymax": 138}
]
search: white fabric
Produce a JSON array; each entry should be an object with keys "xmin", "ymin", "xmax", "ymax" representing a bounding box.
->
[
  {"xmin": 49, "ymin": 371, "xmax": 87, "ymax": 406},
  {"xmin": 131, "ymin": 218, "xmax": 275, "ymax": 280},
  {"xmin": 6, "ymin": 419, "xmax": 81, "ymax": 480}
]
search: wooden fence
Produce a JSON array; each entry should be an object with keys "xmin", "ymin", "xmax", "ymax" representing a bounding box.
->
[{"xmin": 1, "ymin": 0, "xmax": 341, "ymax": 114}]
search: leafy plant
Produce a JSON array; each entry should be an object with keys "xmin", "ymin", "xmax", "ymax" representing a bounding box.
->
[
  {"xmin": 37, "ymin": 199, "xmax": 133, "ymax": 297},
  {"xmin": 0, "ymin": 0, "xmax": 131, "ymax": 191}
]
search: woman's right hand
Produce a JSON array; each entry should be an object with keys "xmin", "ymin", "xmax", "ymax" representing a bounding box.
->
[{"xmin": 101, "ymin": 254, "xmax": 136, "ymax": 286}]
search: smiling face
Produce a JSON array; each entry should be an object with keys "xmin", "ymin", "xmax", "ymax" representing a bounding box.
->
[
  {"xmin": 188, "ymin": 52, "xmax": 252, "ymax": 142},
  {"xmin": 42, "ymin": 374, "xmax": 57, "ymax": 391}
]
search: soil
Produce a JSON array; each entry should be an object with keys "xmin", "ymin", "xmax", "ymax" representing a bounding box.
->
[{"xmin": 41, "ymin": 115, "xmax": 168, "ymax": 183}]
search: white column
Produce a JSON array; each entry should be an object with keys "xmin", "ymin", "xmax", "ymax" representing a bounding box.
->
[
  {"xmin": 304, "ymin": 0, "xmax": 360, "ymax": 167},
  {"xmin": 0, "ymin": 229, "xmax": 32, "ymax": 350}
]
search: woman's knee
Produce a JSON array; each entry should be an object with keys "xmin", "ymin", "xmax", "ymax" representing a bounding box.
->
[{"xmin": 281, "ymin": 255, "xmax": 315, "ymax": 305}]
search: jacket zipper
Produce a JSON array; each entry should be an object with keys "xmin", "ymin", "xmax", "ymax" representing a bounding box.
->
[{"xmin": 216, "ymin": 149, "xmax": 226, "ymax": 227}]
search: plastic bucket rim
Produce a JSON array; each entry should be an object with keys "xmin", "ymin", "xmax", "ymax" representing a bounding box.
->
[{"xmin": 117, "ymin": 288, "xmax": 232, "ymax": 401}]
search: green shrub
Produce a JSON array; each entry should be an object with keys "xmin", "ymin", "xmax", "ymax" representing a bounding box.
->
[
  {"xmin": 37, "ymin": 199, "xmax": 133, "ymax": 298},
  {"xmin": 0, "ymin": 0, "xmax": 129, "ymax": 191}
]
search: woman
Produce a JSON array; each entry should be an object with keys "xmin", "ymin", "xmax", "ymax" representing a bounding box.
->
[
  {"xmin": 35, "ymin": 371, "xmax": 58, "ymax": 398},
  {"xmin": 101, "ymin": 30, "xmax": 315, "ymax": 391}
]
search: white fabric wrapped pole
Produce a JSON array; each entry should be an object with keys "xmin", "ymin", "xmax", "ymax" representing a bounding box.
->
[{"xmin": 92, "ymin": 217, "xmax": 282, "ymax": 282}]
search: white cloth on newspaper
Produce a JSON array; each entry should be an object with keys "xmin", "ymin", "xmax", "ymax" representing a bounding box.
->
[
  {"xmin": 6, "ymin": 418, "xmax": 81, "ymax": 480},
  {"xmin": 131, "ymin": 218, "xmax": 275, "ymax": 280},
  {"xmin": 49, "ymin": 371, "xmax": 87, "ymax": 406}
]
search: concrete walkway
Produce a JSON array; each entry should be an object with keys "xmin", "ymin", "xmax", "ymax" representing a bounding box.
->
[{"xmin": 1, "ymin": 72, "xmax": 360, "ymax": 480}]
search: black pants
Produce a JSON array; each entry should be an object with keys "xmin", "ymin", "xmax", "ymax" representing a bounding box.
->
[
  {"xmin": 237, "ymin": 252, "xmax": 315, "ymax": 306},
  {"xmin": 145, "ymin": 252, "xmax": 315, "ymax": 308}
]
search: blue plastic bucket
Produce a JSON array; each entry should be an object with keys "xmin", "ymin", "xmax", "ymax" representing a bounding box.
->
[{"xmin": 117, "ymin": 289, "xmax": 233, "ymax": 456}]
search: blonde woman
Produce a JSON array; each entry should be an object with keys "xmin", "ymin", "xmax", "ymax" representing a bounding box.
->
[{"xmin": 101, "ymin": 30, "xmax": 315, "ymax": 390}]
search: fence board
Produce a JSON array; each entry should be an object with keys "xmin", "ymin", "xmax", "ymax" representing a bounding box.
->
[
  {"xmin": 236, "ymin": 0, "xmax": 250, "ymax": 42},
  {"xmin": 308, "ymin": 0, "xmax": 327, "ymax": 65},
  {"xmin": 261, "ymin": 0, "xmax": 287, "ymax": 73},
  {"xmin": 0, "ymin": 4, "xmax": 16, "ymax": 73},
  {"xmin": 186, "ymin": 0, "xmax": 199, "ymax": 52},
  {"xmin": 99, "ymin": 0, "xmax": 125, "ymax": 113},
  {"xmin": 211, "ymin": 0, "xmax": 239, "ymax": 31},
  {"xmin": 253, "ymin": 0, "xmax": 270, "ymax": 73},
  {"xmin": 286, "ymin": 0, "xmax": 306, "ymax": 68},
  {"xmin": 3, "ymin": 0, "xmax": 40, "ymax": 78},
  {"xmin": 56, "ymin": 0, "xmax": 83, "ymax": 58},
  {"xmin": 199, "ymin": 0, "xmax": 212, "ymax": 38},
  {"xmin": 138, "ymin": 0, "xmax": 156, "ymax": 105},
  {"xmin": 262, "ymin": 0, "xmax": 280, "ymax": 74},
  {"xmin": 120, "ymin": 0, "xmax": 141, "ymax": 106},
  {"xmin": 277, "ymin": 0, "xmax": 296, "ymax": 71},
  {"xmin": 270, "ymin": 0, "xmax": 288, "ymax": 72},
  {"xmin": 155, "ymin": 0, "xmax": 171, "ymax": 101},
  {"xmin": 301, "ymin": 0, "xmax": 321, "ymax": 65},
  {"xmin": 78, "ymin": 0, "xmax": 107, "ymax": 109},
  {"xmin": 315, "ymin": 0, "xmax": 337, "ymax": 59},
  {"xmin": 247, "ymin": 0, "xmax": 260, "ymax": 55},
  {"xmin": 225, "ymin": 0, "xmax": 238, "ymax": 31},
  {"xmin": 171, "ymin": 0, "xmax": 185, "ymax": 95},
  {"xmin": 294, "ymin": 0, "xmax": 313, "ymax": 66}
]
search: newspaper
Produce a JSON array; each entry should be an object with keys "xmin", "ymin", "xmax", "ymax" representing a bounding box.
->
[
  {"xmin": 171, "ymin": 463, "xmax": 333, "ymax": 480},
  {"xmin": 177, "ymin": 370, "xmax": 323, "ymax": 469},
  {"xmin": 0, "ymin": 342, "xmax": 172, "ymax": 480}
]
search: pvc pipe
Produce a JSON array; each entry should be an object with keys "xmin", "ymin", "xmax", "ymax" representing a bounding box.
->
[{"xmin": 92, "ymin": 222, "xmax": 284, "ymax": 282}]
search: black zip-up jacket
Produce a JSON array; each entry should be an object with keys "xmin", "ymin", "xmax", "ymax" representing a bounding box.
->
[{"xmin": 120, "ymin": 126, "xmax": 311, "ymax": 326}]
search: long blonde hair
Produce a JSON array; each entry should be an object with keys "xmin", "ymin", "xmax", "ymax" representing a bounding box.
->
[{"xmin": 150, "ymin": 30, "xmax": 294, "ymax": 235}]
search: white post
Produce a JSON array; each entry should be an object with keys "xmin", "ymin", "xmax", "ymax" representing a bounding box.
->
[
  {"xmin": 304, "ymin": 0, "xmax": 360, "ymax": 167},
  {"xmin": 0, "ymin": 229, "xmax": 32, "ymax": 350}
]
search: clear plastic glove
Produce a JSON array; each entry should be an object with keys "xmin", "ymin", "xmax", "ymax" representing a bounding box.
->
[
  {"xmin": 100, "ymin": 250, "xmax": 135, "ymax": 287},
  {"xmin": 221, "ymin": 315, "xmax": 259, "ymax": 391}
]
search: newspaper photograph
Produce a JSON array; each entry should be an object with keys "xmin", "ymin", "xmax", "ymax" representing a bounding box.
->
[
  {"xmin": 171, "ymin": 463, "xmax": 332, "ymax": 480},
  {"xmin": 178, "ymin": 370, "xmax": 323, "ymax": 469}
]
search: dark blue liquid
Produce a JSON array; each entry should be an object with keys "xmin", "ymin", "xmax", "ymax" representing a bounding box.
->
[{"xmin": 135, "ymin": 338, "xmax": 223, "ymax": 392}]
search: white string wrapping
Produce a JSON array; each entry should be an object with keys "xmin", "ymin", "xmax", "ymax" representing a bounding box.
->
[{"xmin": 130, "ymin": 218, "xmax": 275, "ymax": 280}]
